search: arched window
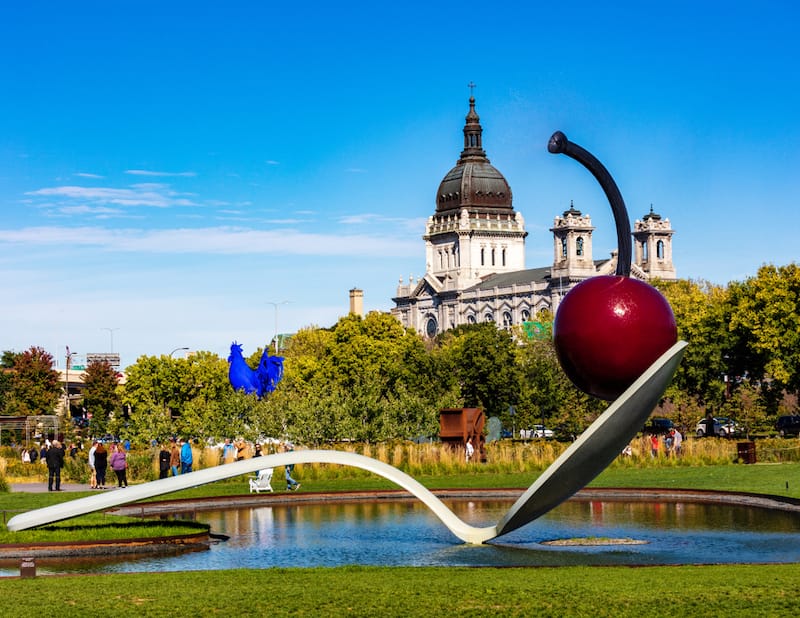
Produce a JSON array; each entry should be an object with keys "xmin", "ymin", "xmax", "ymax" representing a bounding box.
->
[
  {"xmin": 425, "ymin": 317, "xmax": 438, "ymax": 339},
  {"xmin": 576, "ymin": 236, "xmax": 584, "ymax": 256},
  {"xmin": 502, "ymin": 248, "xmax": 506, "ymax": 266},
  {"xmin": 657, "ymin": 240, "xmax": 665, "ymax": 259},
  {"xmin": 481, "ymin": 248, "xmax": 485, "ymax": 266},
  {"xmin": 561, "ymin": 237, "xmax": 567, "ymax": 257},
  {"xmin": 467, "ymin": 314, "xmax": 477, "ymax": 324},
  {"xmin": 642, "ymin": 241, "xmax": 648, "ymax": 261},
  {"xmin": 484, "ymin": 312, "xmax": 494, "ymax": 323},
  {"xmin": 491, "ymin": 248, "xmax": 496, "ymax": 266},
  {"xmin": 521, "ymin": 309, "xmax": 530, "ymax": 322},
  {"xmin": 502, "ymin": 311, "xmax": 513, "ymax": 329}
]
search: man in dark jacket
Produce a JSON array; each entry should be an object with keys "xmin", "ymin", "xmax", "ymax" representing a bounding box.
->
[
  {"xmin": 158, "ymin": 443, "xmax": 171, "ymax": 479},
  {"xmin": 45, "ymin": 439, "xmax": 66, "ymax": 491}
]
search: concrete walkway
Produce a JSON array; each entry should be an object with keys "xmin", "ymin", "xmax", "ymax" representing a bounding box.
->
[{"xmin": 10, "ymin": 482, "xmax": 118, "ymax": 494}]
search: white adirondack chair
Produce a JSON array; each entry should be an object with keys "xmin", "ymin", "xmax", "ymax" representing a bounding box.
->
[{"xmin": 248, "ymin": 468, "xmax": 274, "ymax": 493}]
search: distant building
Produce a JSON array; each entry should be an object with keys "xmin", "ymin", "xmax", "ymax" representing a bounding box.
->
[{"xmin": 392, "ymin": 96, "xmax": 676, "ymax": 337}]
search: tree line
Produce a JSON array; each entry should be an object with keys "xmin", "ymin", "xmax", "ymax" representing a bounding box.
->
[{"xmin": 1, "ymin": 264, "xmax": 798, "ymax": 445}]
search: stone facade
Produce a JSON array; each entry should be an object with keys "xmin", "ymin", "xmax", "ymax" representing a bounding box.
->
[{"xmin": 392, "ymin": 97, "xmax": 676, "ymax": 337}]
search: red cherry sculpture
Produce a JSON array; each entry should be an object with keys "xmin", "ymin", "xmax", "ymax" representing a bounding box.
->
[
  {"xmin": 553, "ymin": 276, "xmax": 677, "ymax": 401},
  {"xmin": 548, "ymin": 131, "xmax": 678, "ymax": 400}
]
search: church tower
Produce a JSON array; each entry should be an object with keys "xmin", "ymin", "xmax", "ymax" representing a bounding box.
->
[
  {"xmin": 550, "ymin": 201, "xmax": 596, "ymax": 281},
  {"xmin": 633, "ymin": 206, "xmax": 676, "ymax": 280},
  {"xmin": 422, "ymin": 95, "xmax": 527, "ymax": 290}
]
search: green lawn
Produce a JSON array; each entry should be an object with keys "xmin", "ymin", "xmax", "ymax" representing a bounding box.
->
[
  {"xmin": 2, "ymin": 462, "xmax": 800, "ymax": 616},
  {"xmin": 2, "ymin": 564, "xmax": 800, "ymax": 617}
]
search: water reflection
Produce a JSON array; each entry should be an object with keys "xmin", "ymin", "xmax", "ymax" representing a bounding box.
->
[{"xmin": 4, "ymin": 498, "xmax": 799, "ymax": 575}]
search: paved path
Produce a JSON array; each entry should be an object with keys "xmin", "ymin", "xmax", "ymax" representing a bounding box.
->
[{"xmin": 10, "ymin": 483, "xmax": 118, "ymax": 493}]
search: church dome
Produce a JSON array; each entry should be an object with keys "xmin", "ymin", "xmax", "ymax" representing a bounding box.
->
[{"xmin": 435, "ymin": 97, "xmax": 513, "ymax": 214}]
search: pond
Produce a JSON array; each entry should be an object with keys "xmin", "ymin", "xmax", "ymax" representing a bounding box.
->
[{"xmin": 5, "ymin": 497, "xmax": 800, "ymax": 575}]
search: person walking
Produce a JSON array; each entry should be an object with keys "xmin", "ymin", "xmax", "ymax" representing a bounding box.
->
[
  {"xmin": 283, "ymin": 443, "xmax": 300, "ymax": 491},
  {"xmin": 180, "ymin": 438, "xmax": 193, "ymax": 474},
  {"xmin": 465, "ymin": 438, "xmax": 475, "ymax": 462},
  {"xmin": 169, "ymin": 438, "xmax": 181, "ymax": 476},
  {"xmin": 110, "ymin": 443, "xmax": 128, "ymax": 488},
  {"xmin": 671, "ymin": 428, "xmax": 683, "ymax": 457},
  {"xmin": 94, "ymin": 442, "xmax": 108, "ymax": 489},
  {"xmin": 158, "ymin": 443, "xmax": 171, "ymax": 479},
  {"xmin": 88, "ymin": 440, "xmax": 98, "ymax": 489},
  {"xmin": 45, "ymin": 439, "xmax": 65, "ymax": 491}
]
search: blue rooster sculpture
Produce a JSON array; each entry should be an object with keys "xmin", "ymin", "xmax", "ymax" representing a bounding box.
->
[{"xmin": 228, "ymin": 342, "xmax": 284, "ymax": 398}]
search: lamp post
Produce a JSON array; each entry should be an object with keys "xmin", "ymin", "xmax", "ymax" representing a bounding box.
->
[
  {"xmin": 266, "ymin": 301, "xmax": 290, "ymax": 354},
  {"xmin": 100, "ymin": 327, "xmax": 120, "ymax": 352},
  {"xmin": 169, "ymin": 347, "xmax": 189, "ymax": 358},
  {"xmin": 64, "ymin": 347, "xmax": 77, "ymax": 417}
]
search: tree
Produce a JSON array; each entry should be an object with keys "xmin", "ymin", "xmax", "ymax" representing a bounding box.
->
[
  {"xmin": 82, "ymin": 360, "xmax": 121, "ymax": 435},
  {"xmin": 433, "ymin": 323, "xmax": 521, "ymax": 419},
  {"xmin": 0, "ymin": 350, "xmax": 20, "ymax": 414},
  {"xmin": 728, "ymin": 264, "xmax": 800, "ymax": 401},
  {"xmin": 655, "ymin": 279, "xmax": 732, "ymax": 405},
  {"xmin": 5, "ymin": 346, "xmax": 60, "ymax": 416}
]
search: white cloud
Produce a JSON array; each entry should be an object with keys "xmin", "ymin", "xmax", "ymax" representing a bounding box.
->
[
  {"xmin": 0, "ymin": 225, "xmax": 419, "ymax": 257},
  {"xmin": 26, "ymin": 184, "xmax": 197, "ymax": 208},
  {"xmin": 74, "ymin": 172, "xmax": 104, "ymax": 179},
  {"xmin": 124, "ymin": 169, "xmax": 197, "ymax": 177}
]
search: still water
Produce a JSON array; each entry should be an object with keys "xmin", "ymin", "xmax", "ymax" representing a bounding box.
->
[{"xmin": 6, "ymin": 499, "xmax": 800, "ymax": 575}]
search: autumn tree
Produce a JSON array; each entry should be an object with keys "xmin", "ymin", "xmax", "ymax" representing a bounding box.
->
[
  {"xmin": 82, "ymin": 360, "xmax": 121, "ymax": 435},
  {"xmin": 4, "ymin": 346, "xmax": 60, "ymax": 416}
]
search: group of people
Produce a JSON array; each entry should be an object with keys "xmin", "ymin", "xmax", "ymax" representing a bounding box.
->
[
  {"xmin": 87, "ymin": 440, "xmax": 129, "ymax": 489},
  {"xmin": 649, "ymin": 428, "xmax": 683, "ymax": 457},
  {"xmin": 156, "ymin": 438, "xmax": 194, "ymax": 479}
]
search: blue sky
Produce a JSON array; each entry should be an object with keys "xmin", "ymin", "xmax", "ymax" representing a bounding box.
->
[{"xmin": 2, "ymin": 1, "xmax": 799, "ymax": 369}]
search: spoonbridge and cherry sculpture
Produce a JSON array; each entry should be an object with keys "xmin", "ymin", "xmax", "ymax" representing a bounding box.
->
[{"xmin": 8, "ymin": 133, "xmax": 686, "ymax": 544}]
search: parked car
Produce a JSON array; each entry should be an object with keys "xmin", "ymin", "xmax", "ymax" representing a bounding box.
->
[
  {"xmin": 644, "ymin": 417, "xmax": 674, "ymax": 435},
  {"xmin": 775, "ymin": 415, "xmax": 800, "ymax": 437},
  {"xmin": 519, "ymin": 425, "xmax": 554, "ymax": 439},
  {"xmin": 695, "ymin": 417, "xmax": 741, "ymax": 438}
]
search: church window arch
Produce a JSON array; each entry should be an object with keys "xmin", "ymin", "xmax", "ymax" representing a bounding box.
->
[
  {"xmin": 576, "ymin": 236, "xmax": 584, "ymax": 256},
  {"xmin": 481, "ymin": 247, "xmax": 485, "ymax": 266},
  {"xmin": 521, "ymin": 308, "xmax": 530, "ymax": 322},
  {"xmin": 425, "ymin": 316, "xmax": 438, "ymax": 339},
  {"xmin": 657, "ymin": 239, "xmax": 665, "ymax": 259},
  {"xmin": 502, "ymin": 311, "xmax": 513, "ymax": 329},
  {"xmin": 502, "ymin": 248, "xmax": 506, "ymax": 266},
  {"xmin": 561, "ymin": 237, "xmax": 567, "ymax": 257},
  {"xmin": 491, "ymin": 248, "xmax": 496, "ymax": 266},
  {"xmin": 642, "ymin": 241, "xmax": 648, "ymax": 261},
  {"xmin": 467, "ymin": 314, "xmax": 476, "ymax": 324},
  {"xmin": 484, "ymin": 312, "xmax": 494, "ymax": 323}
]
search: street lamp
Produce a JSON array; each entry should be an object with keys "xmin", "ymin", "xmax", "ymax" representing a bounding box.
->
[
  {"xmin": 169, "ymin": 347, "xmax": 190, "ymax": 358},
  {"xmin": 64, "ymin": 347, "xmax": 78, "ymax": 417},
  {"xmin": 100, "ymin": 327, "xmax": 120, "ymax": 352},
  {"xmin": 266, "ymin": 300, "xmax": 290, "ymax": 354}
]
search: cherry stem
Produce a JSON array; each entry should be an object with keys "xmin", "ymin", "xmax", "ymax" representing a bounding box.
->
[{"xmin": 548, "ymin": 131, "xmax": 631, "ymax": 278}]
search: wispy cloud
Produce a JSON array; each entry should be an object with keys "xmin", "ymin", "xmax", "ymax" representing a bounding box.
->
[
  {"xmin": 74, "ymin": 172, "xmax": 104, "ymax": 179},
  {"xmin": 339, "ymin": 213, "xmax": 426, "ymax": 232},
  {"xmin": 55, "ymin": 205, "xmax": 127, "ymax": 218},
  {"xmin": 26, "ymin": 184, "xmax": 197, "ymax": 208},
  {"xmin": 265, "ymin": 160, "xmax": 280, "ymax": 166},
  {"xmin": 0, "ymin": 225, "xmax": 418, "ymax": 257},
  {"xmin": 125, "ymin": 169, "xmax": 197, "ymax": 177}
]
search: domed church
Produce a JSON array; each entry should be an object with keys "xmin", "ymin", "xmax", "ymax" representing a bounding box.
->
[{"xmin": 391, "ymin": 96, "xmax": 676, "ymax": 338}]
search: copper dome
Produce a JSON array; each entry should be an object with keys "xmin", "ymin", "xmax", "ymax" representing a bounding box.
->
[{"xmin": 435, "ymin": 96, "xmax": 513, "ymax": 215}]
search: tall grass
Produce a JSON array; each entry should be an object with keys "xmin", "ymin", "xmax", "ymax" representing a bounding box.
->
[{"xmin": 3, "ymin": 437, "xmax": 798, "ymax": 489}]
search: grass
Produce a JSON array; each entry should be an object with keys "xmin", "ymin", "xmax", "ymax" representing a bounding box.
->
[
  {"xmin": 1, "ymin": 564, "xmax": 800, "ymax": 616},
  {"xmin": 2, "ymin": 458, "xmax": 800, "ymax": 615}
]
